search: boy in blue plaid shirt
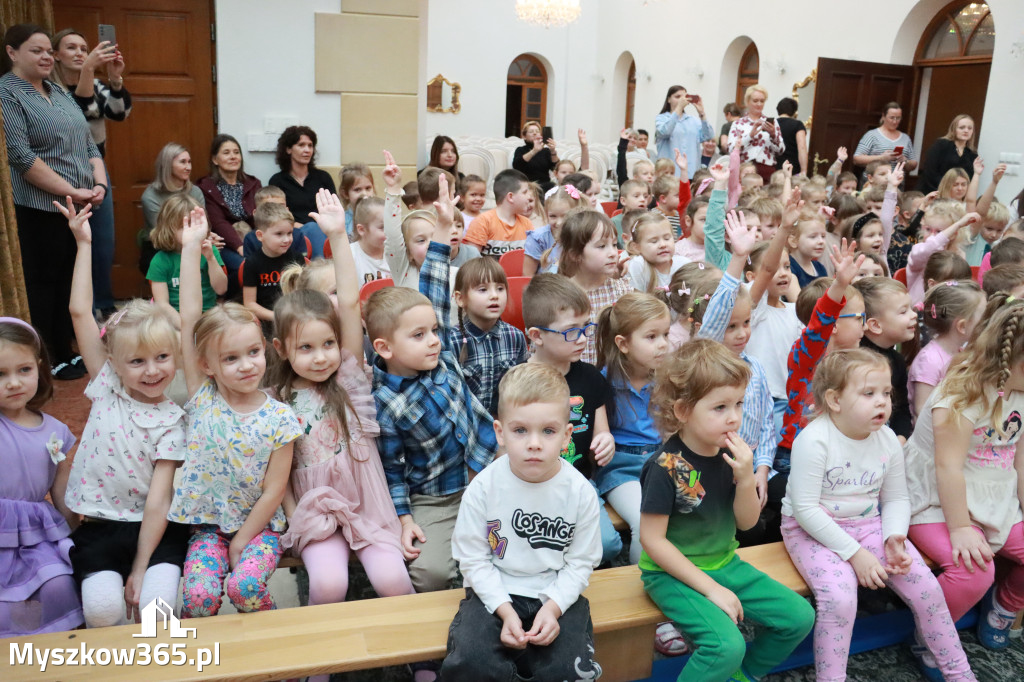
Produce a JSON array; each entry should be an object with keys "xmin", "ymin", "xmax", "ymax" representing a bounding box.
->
[{"xmin": 366, "ymin": 173, "xmax": 498, "ymax": 594}]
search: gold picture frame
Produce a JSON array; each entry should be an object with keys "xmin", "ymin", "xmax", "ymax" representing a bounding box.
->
[
  {"xmin": 426, "ymin": 74, "xmax": 461, "ymax": 114},
  {"xmin": 792, "ymin": 69, "xmax": 816, "ymax": 131}
]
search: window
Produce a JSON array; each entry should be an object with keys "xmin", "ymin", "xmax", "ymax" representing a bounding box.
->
[
  {"xmin": 505, "ymin": 55, "xmax": 548, "ymax": 138},
  {"xmin": 918, "ymin": 2, "xmax": 994, "ymax": 63},
  {"xmin": 736, "ymin": 43, "xmax": 759, "ymax": 107}
]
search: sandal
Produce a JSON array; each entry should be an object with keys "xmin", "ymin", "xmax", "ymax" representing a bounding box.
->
[{"xmin": 654, "ymin": 621, "xmax": 689, "ymax": 656}]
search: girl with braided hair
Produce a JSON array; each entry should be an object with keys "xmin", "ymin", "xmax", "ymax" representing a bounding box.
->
[{"xmin": 904, "ymin": 295, "xmax": 1024, "ymax": 675}]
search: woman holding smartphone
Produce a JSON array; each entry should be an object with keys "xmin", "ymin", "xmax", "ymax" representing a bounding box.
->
[
  {"xmin": 654, "ymin": 85, "xmax": 712, "ymax": 179},
  {"xmin": 512, "ymin": 120, "xmax": 558, "ymax": 193},
  {"xmin": 727, "ymin": 84, "xmax": 785, "ymax": 184},
  {"xmin": 853, "ymin": 102, "xmax": 917, "ymax": 180}
]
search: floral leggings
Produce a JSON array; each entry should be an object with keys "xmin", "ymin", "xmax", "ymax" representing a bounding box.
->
[{"xmin": 181, "ymin": 526, "xmax": 282, "ymax": 618}]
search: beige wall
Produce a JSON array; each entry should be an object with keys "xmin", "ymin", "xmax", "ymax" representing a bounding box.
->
[{"xmin": 315, "ymin": 1, "xmax": 420, "ymax": 192}]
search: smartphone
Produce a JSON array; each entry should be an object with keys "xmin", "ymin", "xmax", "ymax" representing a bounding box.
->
[
  {"xmin": 765, "ymin": 117, "xmax": 775, "ymax": 124},
  {"xmin": 542, "ymin": 126, "xmax": 553, "ymax": 141},
  {"xmin": 892, "ymin": 146, "xmax": 905, "ymax": 156},
  {"xmin": 686, "ymin": 94, "xmax": 697, "ymax": 103},
  {"xmin": 98, "ymin": 24, "xmax": 116, "ymax": 45}
]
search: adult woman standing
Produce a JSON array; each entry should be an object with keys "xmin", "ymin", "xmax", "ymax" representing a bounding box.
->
[
  {"xmin": 1, "ymin": 24, "xmax": 107, "ymax": 379},
  {"xmin": 727, "ymin": 84, "xmax": 785, "ymax": 184},
  {"xmin": 917, "ymin": 115, "xmax": 979, "ymax": 195},
  {"xmin": 655, "ymin": 85, "xmax": 712, "ymax": 179},
  {"xmin": 512, "ymin": 121, "xmax": 557, "ymax": 192},
  {"xmin": 774, "ymin": 97, "xmax": 807, "ymax": 176},
  {"xmin": 421, "ymin": 134, "xmax": 463, "ymax": 181},
  {"xmin": 51, "ymin": 29, "xmax": 132, "ymax": 319},
  {"xmin": 852, "ymin": 102, "xmax": 917, "ymax": 177},
  {"xmin": 268, "ymin": 125, "xmax": 336, "ymax": 224}
]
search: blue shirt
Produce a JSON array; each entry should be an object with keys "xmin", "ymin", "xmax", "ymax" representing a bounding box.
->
[
  {"xmin": 524, "ymin": 224, "xmax": 560, "ymax": 273},
  {"xmin": 372, "ymin": 242, "xmax": 498, "ymax": 515},
  {"xmin": 790, "ymin": 255, "xmax": 828, "ymax": 289},
  {"xmin": 602, "ymin": 369, "xmax": 659, "ymax": 447},
  {"xmin": 448, "ymin": 318, "xmax": 527, "ymax": 415},
  {"xmin": 655, "ymin": 111, "xmax": 714, "ymax": 180}
]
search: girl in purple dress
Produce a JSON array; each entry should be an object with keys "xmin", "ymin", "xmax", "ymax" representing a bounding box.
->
[{"xmin": 0, "ymin": 317, "xmax": 82, "ymax": 636}]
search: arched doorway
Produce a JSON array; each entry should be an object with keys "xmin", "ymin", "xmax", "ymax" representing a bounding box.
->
[
  {"xmin": 736, "ymin": 43, "xmax": 759, "ymax": 108},
  {"xmin": 505, "ymin": 54, "xmax": 548, "ymax": 138},
  {"xmin": 625, "ymin": 59, "xmax": 636, "ymax": 129},
  {"xmin": 915, "ymin": 2, "xmax": 994, "ymax": 155}
]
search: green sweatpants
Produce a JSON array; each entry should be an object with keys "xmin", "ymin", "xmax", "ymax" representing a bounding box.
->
[{"xmin": 641, "ymin": 554, "xmax": 814, "ymax": 682}]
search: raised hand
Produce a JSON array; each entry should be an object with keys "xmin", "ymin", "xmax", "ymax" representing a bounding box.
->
[
  {"xmin": 708, "ymin": 160, "xmax": 729, "ymax": 183},
  {"xmin": 181, "ymin": 207, "xmax": 208, "ymax": 248},
  {"xmin": 782, "ymin": 187, "xmax": 804, "ymax": 227},
  {"xmin": 382, "ymin": 149, "xmax": 402, "ymax": 191},
  {"xmin": 620, "ymin": 127, "xmax": 631, "ymax": 141},
  {"xmin": 888, "ymin": 161, "xmax": 905, "ymax": 189},
  {"xmin": 830, "ymin": 238, "xmax": 866, "ymax": 288},
  {"xmin": 578, "ymin": 128, "xmax": 588, "ymax": 146},
  {"xmin": 961, "ymin": 211, "xmax": 982, "ymax": 226},
  {"xmin": 782, "ymin": 160, "xmax": 793, "ymax": 178},
  {"xmin": 725, "ymin": 210, "xmax": 757, "ymax": 258},
  {"xmin": 973, "ymin": 156, "xmax": 985, "ymax": 176},
  {"xmin": 82, "ymin": 41, "xmax": 117, "ymax": 73},
  {"xmin": 922, "ymin": 190, "xmax": 939, "ymax": 208},
  {"xmin": 836, "ymin": 146, "xmax": 848, "ymax": 164},
  {"xmin": 309, "ymin": 188, "xmax": 347, "ymax": 238},
  {"xmin": 54, "ymin": 195, "xmax": 94, "ymax": 243},
  {"xmin": 993, "ymin": 163, "xmax": 1007, "ymax": 183},
  {"xmin": 673, "ymin": 148, "xmax": 688, "ymax": 174},
  {"xmin": 433, "ymin": 172, "xmax": 457, "ymax": 229}
]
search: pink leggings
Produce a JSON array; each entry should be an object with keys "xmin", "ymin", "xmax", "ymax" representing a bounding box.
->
[
  {"xmin": 181, "ymin": 527, "xmax": 282, "ymax": 618},
  {"xmin": 782, "ymin": 515, "xmax": 974, "ymax": 682},
  {"xmin": 908, "ymin": 521, "xmax": 1024, "ymax": 621}
]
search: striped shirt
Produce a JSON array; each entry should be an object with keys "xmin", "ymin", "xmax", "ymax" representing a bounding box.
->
[
  {"xmin": 583, "ymin": 276, "xmax": 632, "ymax": 365},
  {"xmin": 854, "ymin": 128, "xmax": 916, "ymax": 173},
  {"xmin": 70, "ymin": 78, "xmax": 132, "ymax": 155},
  {"xmin": 0, "ymin": 73, "xmax": 100, "ymax": 212},
  {"xmin": 696, "ymin": 272, "xmax": 777, "ymax": 471}
]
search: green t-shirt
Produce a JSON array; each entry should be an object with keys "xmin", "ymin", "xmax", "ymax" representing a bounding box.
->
[
  {"xmin": 638, "ymin": 434, "xmax": 738, "ymax": 572},
  {"xmin": 146, "ymin": 249, "xmax": 225, "ymax": 311}
]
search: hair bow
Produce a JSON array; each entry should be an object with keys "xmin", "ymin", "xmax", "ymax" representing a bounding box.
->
[
  {"xmin": 657, "ymin": 284, "xmax": 671, "ymax": 292},
  {"xmin": 819, "ymin": 206, "xmax": 836, "ymax": 218},
  {"xmin": 697, "ymin": 262, "xmax": 705, "ymax": 270},
  {"xmin": 913, "ymin": 301, "xmax": 924, "ymax": 312},
  {"xmin": 696, "ymin": 178, "xmax": 714, "ymax": 195},
  {"xmin": 99, "ymin": 308, "xmax": 128, "ymax": 339},
  {"xmin": 563, "ymin": 184, "xmax": 581, "ymax": 200},
  {"xmin": 544, "ymin": 186, "xmax": 559, "ymax": 200},
  {"xmin": 944, "ymin": 281, "xmax": 959, "ymax": 287},
  {"xmin": 678, "ymin": 284, "xmax": 691, "ymax": 296}
]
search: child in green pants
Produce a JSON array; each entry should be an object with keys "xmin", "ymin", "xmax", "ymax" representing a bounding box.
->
[{"xmin": 639, "ymin": 339, "xmax": 815, "ymax": 681}]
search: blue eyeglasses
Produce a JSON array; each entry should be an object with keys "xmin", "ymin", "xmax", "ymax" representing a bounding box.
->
[
  {"xmin": 536, "ymin": 322, "xmax": 597, "ymax": 342},
  {"xmin": 838, "ymin": 312, "xmax": 865, "ymax": 323}
]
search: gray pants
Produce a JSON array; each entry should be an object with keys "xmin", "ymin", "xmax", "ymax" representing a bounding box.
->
[{"xmin": 407, "ymin": 492, "xmax": 462, "ymax": 593}]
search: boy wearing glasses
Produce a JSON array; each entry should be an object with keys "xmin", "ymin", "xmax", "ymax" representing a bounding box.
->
[{"xmin": 521, "ymin": 274, "xmax": 621, "ymax": 562}]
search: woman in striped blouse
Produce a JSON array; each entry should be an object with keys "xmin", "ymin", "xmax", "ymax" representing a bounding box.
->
[{"xmin": 0, "ymin": 24, "xmax": 108, "ymax": 380}]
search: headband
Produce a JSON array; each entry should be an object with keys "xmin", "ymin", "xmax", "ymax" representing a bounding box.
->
[
  {"xmin": 850, "ymin": 212, "xmax": 879, "ymax": 240},
  {"xmin": 0, "ymin": 316, "xmax": 40, "ymax": 343}
]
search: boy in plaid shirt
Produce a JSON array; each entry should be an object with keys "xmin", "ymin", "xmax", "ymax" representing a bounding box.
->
[{"xmin": 367, "ymin": 176, "xmax": 498, "ymax": 594}]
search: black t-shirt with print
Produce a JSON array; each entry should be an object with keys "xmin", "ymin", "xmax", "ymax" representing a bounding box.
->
[
  {"xmin": 242, "ymin": 248, "xmax": 305, "ymax": 312},
  {"xmin": 561, "ymin": 361, "xmax": 613, "ymax": 479}
]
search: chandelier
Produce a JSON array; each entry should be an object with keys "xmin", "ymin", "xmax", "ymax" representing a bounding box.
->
[{"xmin": 515, "ymin": 0, "xmax": 581, "ymax": 28}]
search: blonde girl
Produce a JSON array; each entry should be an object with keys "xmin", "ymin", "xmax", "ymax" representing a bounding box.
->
[
  {"xmin": 558, "ymin": 210, "xmax": 632, "ymax": 364},
  {"xmin": 167, "ymin": 207, "xmax": 301, "ymax": 618},
  {"xmin": 909, "ymin": 280, "xmax": 985, "ymax": 417},
  {"xmin": 904, "ymin": 297, "xmax": 1024, "ymax": 659},
  {"xmin": 627, "ymin": 212, "xmax": 690, "ymax": 293},
  {"xmin": 339, "ymin": 162, "xmax": 375, "ymax": 237},
  {"xmin": 907, "ymin": 204, "xmax": 978, "ymax": 304},
  {"xmin": 782, "ymin": 349, "xmax": 975, "ymax": 682},
  {"xmin": 459, "ymin": 174, "xmax": 487, "ymax": 226},
  {"xmin": 640, "ymin": 338, "xmax": 815, "ymax": 682},
  {"xmin": 0, "ymin": 317, "xmax": 81, "ymax": 636},
  {"xmin": 269, "ymin": 192, "xmax": 413, "ymax": 682},
  {"xmin": 658, "ymin": 261, "xmax": 721, "ymax": 350},
  {"xmin": 527, "ymin": 181, "xmax": 547, "ymax": 228},
  {"xmin": 146, "ymin": 193, "xmax": 228, "ymax": 327},
  {"xmin": 523, "ymin": 186, "xmax": 584, "ymax": 276},
  {"xmin": 788, "ymin": 209, "xmax": 828, "ymax": 288},
  {"xmin": 58, "ymin": 198, "xmax": 187, "ymax": 627},
  {"xmin": 937, "ymin": 167, "xmax": 970, "ymax": 203}
]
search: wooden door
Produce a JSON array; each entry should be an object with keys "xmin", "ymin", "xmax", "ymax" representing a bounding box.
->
[
  {"xmin": 809, "ymin": 57, "xmax": 916, "ymax": 177},
  {"xmin": 53, "ymin": 0, "xmax": 216, "ymax": 298},
  {"xmin": 919, "ymin": 63, "xmax": 990, "ymax": 158}
]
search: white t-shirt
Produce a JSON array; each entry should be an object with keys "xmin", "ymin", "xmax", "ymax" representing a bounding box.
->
[
  {"xmin": 782, "ymin": 416, "xmax": 909, "ymax": 560},
  {"xmin": 627, "ymin": 254, "xmax": 690, "ymax": 293},
  {"xmin": 65, "ymin": 362, "xmax": 186, "ymax": 521},
  {"xmin": 451, "ymin": 456, "xmax": 601, "ymax": 615},
  {"xmin": 748, "ymin": 297, "xmax": 804, "ymax": 399},
  {"xmin": 350, "ymin": 242, "xmax": 391, "ymax": 285}
]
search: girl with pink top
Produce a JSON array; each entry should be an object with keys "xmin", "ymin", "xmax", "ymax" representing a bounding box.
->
[
  {"xmin": 906, "ymin": 202, "xmax": 980, "ymax": 304},
  {"xmin": 782, "ymin": 349, "xmax": 975, "ymax": 682},
  {"xmin": 270, "ymin": 191, "xmax": 412, "ymax": 682}
]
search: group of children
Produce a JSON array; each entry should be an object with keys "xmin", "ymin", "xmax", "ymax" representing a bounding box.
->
[{"xmin": 1, "ymin": 125, "xmax": 1023, "ymax": 682}]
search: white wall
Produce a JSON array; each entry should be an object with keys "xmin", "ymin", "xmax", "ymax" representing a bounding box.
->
[{"xmin": 214, "ymin": 0, "xmax": 342, "ymax": 182}]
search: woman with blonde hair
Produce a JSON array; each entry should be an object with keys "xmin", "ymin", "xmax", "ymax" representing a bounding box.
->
[
  {"xmin": 512, "ymin": 120, "xmax": 558, "ymax": 192},
  {"xmin": 919, "ymin": 114, "xmax": 979, "ymax": 194},
  {"xmin": 727, "ymin": 84, "xmax": 785, "ymax": 184}
]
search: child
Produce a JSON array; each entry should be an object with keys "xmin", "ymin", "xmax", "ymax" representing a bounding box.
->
[
  {"xmin": 349, "ymin": 196, "xmax": 390, "ymax": 284},
  {"xmin": 639, "ymin": 338, "xmax": 815, "ymax": 682},
  {"xmin": 242, "ymin": 201, "xmax": 306, "ymax": 335},
  {"xmin": 904, "ymin": 297, "xmax": 1024, "ymax": 666},
  {"xmin": 464, "ymin": 168, "xmax": 534, "ymax": 258},
  {"xmin": 907, "ymin": 205, "xmax": 979, "ymax": 304},
  {"xmin": 449, "ymin": 208, "xmax": 481, "ymax": 267},
  {"xmin": 627, "ymin": 212, "xmax": 690, "ymax": 293},
  {"xmin": 255, "ymin": 184, "xmax": 287, "ymax": 208},
  {"xmin": 862, "ymin": 160, "xmax": 891, "ymax": 189},
  {"xmin": 781, "ymin": 349, "xmax": 976, "ymax": 682},
  {"xmin": 60, "ymin": 199, "xmax": 188, "ymax": 627},
  {"xmin": 982, "ymin": 264, "xmax": 1024, "ymax": 299},
  {"xmin": 563, "ymin": 172, "xmax": 602, "ymax": 209},
  {"xmin": 366, "ymin": 179, "xmax": 498, "ymax": 594},
  {"xmin": 909, "ymin": 280, "xmax": 985, "ymax": 417},
  {"xmin": 459, "ymin": 174, "xmax": 487, "ymax": 229},
  {"xmin": 270, "ymin": 192, "xmax": 413, "ymax": 682},
  {"xmin": 660, "ymin": 262, "xmax": 721, "ymax": 351},
  {"xmin": 554, "ymin": 158, "xmax": 577, "ymax": 185},
  {"xmin": 748, "ymin": 196, "xmax": 783, "ymax": 241},
  {"xmin": 558, "ymin": 211, "xmax": 632, "ymax": 365},
  {"xmin": 146, "ymin": 194, "xmax": 228, "ymax": 327},
  {"xmin": 451, "ymin": 258, "xmax": 528, "ymax": 415},
  {"xmin": 523, "ymin": 186, "xmax": 582, "ymax": 276},
  {"xmin": 633, "ymin": 159, "xmax": 656, "ymax": 186},
  {"xmin": 856, "ymin": 252, "xmax": 889, "ymax": 280},
  {"xmin": 168, "ymin": 208, "xmax": 301, "ymax": 617},
  {"xmin": 652, "ymin": 175, "xmax": 681, "ymax": 239},
  {"xmin": 964, "ymin": 201, "xmax": 1011, "ymax": 267},
  {"xmin": 674, "ymin": 197, "xmax": 710, "ymax": 262},
  {"xmin": 339, "ymin": 162, "xmax": 376, "ymax": 237},
  {"xmin": 614, "ymin": 178, "xmax": 650, "ymax": 246},
  {"xmin": 418, "ymin": 166, "xmax": 455, "ymax": 208},
  {"xmin": 401, "ymin": 181, "xmax": 420, "ymax": 210},
  {"xmin": 0, "ymin": 317, "xmax": 81, "ymax": 636},
  {"xmin": 788, "ymin": 209, "xmax": 829, "ymax": 288},
  {"xmin": 527, "ymin": 181, "xmax": 548, "ymax": 229},
  {"xmin": 855, "ymin": 277, "xmax": 918, "ymax": 442},
  {"xmin": 836, "ymin": 171, "xmax": 858, "ymax": 195},
  {"xmin": 439, "ymin": 363, "xmax": 602, "ymax": 682},
  {"xmin": 522, "ymin": 274, "xmax": 620, "ymax": 563}
]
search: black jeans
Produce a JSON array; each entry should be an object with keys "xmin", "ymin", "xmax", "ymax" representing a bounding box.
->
[
  {"xmin": 15, "ymin": 204, "xmax": 77, "ymax": 362},
  {"xmin": 440, "ymin": 589, "xmax": 601, "ymax": 682}
]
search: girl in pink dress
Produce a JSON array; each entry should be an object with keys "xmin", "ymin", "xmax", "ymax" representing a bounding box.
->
[{"xmin": 269, "ymin": 190, "xmax": 413, "ymax": 682}]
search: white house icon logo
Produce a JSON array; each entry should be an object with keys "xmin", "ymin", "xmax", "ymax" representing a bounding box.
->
[{"xmin": 133, "ymin": 598, "xmax": 197, "ymax": 639}]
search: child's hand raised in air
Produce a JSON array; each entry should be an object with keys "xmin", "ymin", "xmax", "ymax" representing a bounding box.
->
[
  {"xmin": 708, "ymin": 160, "xmax": 729, "ymax": 186},
  {"xmin": 883, "ymin": 534, "xmax": 914, "ymax": 576},
  {"xmin": 591, "ymin": 432, "xmax": 615, "ymax": 467},
  {"xmin": 309, "ymin": 188, "xmax": 347, "ymax": 238},
  {"xmin": 382, "ymin": 149, "xmax": 402, "ymax": 192},
  {"xmin": 725, "ymin": 210, "xmax": 758, "ymax": 258},
  {"xmin": 54, "ymin": 195, "xmax": 93, "ymax": 243},
  {"xmin": 619, "ymin": 127, "xmax": 631, "ymax": 142},
  {"xmin": 432, "ymin": 173, "xmax": 459, "ymax": 235},
  {"xmin": 181, "ymin": 207, "xmax": 208, "ymax": 249},
  {"xmin": 721, "ymin": 432, "xmax": 753, "ymax": 482},
  {"xmin": 973, "ymin": 156, "xmax": 984, "ymax": 176},
  {"xmin": 782, "ymin": 160, "xmax": 793, "ymax": 178},
  {"xmin": 673, "ymin": 148, "xmax": 688, "ymax": 174},
  {"xmin": 578, "ymin": 128, "xmax": 588, "ymax": 147},
  {"xmin": 958, "ymin": 211, "xmax": 982, "ymax": 228},
  {"xmin": 850, "ymin": 547, "xmax": 888, "ymax": 589},
  {"xmin": 836, "ymin": 146, "xmax": 848, "ymax": 164},
  {"xmin": 992, "ymin": 163, "xmax": 1007, "ymax": 183},
  {"xmin": 888, "ymin": 161, "xmax": 905, "ymax": 190},
  {"xmin": 829, "ymin": 238, "xmax": 866, "ymax": 289}
]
